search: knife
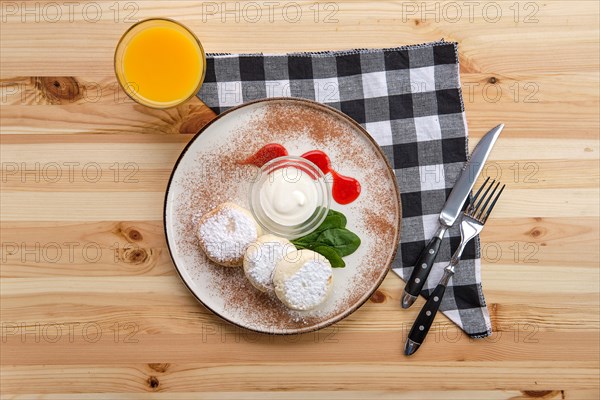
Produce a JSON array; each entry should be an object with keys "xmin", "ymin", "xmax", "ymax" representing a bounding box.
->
[{"xmin": 401, "ymin": 124, "xmax": 504, "ymax": 309}]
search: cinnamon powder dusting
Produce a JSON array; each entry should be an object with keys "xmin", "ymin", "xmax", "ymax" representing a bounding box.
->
[{"xmin": 170, "ymin": 100, "xmax": 401, "ymax": 332}]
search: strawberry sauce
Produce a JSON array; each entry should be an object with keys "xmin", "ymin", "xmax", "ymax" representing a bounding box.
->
[
  {"xmin": 240, "ymin": 143, "xmax": 288, "ymax": 167},
  {"xmin": 300, "ymin": 150, "xmax": 361, "ymax": 205}
]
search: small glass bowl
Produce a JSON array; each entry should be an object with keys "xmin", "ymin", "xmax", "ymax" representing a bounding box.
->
[{"xmin": 249, "ymin": 156, "xmax": 330, "ymax": 239}]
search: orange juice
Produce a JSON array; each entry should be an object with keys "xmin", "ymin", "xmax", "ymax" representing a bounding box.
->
[{"xmin": 115, "ymin": 19, "xmax": 205, "ymax": 108}]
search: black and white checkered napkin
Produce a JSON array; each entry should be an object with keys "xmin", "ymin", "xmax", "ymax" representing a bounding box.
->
[{"xmin": 197, "ymin": 40, "xmax": 491, "ymax": 338}]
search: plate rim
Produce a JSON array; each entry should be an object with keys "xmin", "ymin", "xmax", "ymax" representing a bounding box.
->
[{"xmin": 163, "ymin": 97, "xmax": 402, "ymax": 335}]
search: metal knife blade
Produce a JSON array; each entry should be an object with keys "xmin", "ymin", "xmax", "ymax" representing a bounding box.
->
[
  {"xmin": 401, "ymin": 123, "xmax": 504, "ymax": 309},
  {"xmin": 439, "ymin": 123, "xmax": 504, "ymax": 227}
]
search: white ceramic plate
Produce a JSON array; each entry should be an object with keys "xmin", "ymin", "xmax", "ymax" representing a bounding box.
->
[{"xmin": 164, "ymin": 98, "xmax": 401, "ymax": 334}]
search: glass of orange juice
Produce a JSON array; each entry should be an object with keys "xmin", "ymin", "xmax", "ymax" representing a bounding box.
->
[{"xmin": 114, "ymin": 18, "xmax": 206, "ymax": 109}]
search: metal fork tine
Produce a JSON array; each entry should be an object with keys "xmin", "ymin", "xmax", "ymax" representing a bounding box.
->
[
  {"xmin": 482, "ymin": 184, "xmax": 505, "ymax": 222},
  {"xmin": 471, "ymin": 178, "xmax": 495, "ymax": 216},
  {"xmin": 466, "ymin": 176, "xmax": 490, "ymax": 214},
  {"xmin": 476, "ymin": 181, "xmax": 501, "ymax": 220}
]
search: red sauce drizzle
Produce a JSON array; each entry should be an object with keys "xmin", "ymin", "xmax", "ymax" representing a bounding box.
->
[
  {"xmin": 301, "ymin": 150, "xmax": 361, "ymax": 205},
  {"xmin": 240, "ymin": 143, "xmax": 288, "ymax": 167}
]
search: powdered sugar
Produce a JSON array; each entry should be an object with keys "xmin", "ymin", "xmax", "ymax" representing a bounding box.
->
[
  {"xmin": 245, "ymin": 240, "xmax": 291, "ymax": 292},
  {"xmin": 281, "ymin": 260, "xmax": 332, "ymax": 311},
  {"xmin": 197, "ymin": 205, "xmax": 258, "ymax": 263}
]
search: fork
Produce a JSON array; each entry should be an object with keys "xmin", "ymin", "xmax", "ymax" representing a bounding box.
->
[{"xmin": 404, "ymin": 177, "xmax": 505, "ymax": 356}]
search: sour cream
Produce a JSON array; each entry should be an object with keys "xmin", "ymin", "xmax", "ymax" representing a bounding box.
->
[{"xmin": 259, "ymin": 166, "xmax": 318, "ymax": 226}]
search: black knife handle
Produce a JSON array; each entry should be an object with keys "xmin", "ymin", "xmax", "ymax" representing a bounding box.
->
[
  {"xmin": 405, "ymin": 268, "xmax": 453, "ymax": 355},
  {"xmin": 404, "ymin": 227, "xmax": 445, "ymax": 299}
]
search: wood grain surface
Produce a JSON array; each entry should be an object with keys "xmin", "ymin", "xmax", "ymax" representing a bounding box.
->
[{"xmin": 1, "ymin": 1, "xmax": 599, "ymax": 399}]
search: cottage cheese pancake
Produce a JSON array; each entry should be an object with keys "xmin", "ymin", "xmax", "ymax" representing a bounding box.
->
[
  {"xmin": 273, "ymin": 249, "xmax": 333, "ymax": 310},
  {"xmin": 196, "ymin": 202, "xmax": 261, "ymax": 267},
  {"xmin": 243, "ymin": 235, "xmax": 295, "ymax": 293}
]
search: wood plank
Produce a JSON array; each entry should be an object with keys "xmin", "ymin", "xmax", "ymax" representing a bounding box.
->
[
  {"xmin": 1, "ymin": 272, "xmax": 597, "ymax": 335},
  {"xmin": 0, "ymin": 391, "xmax": 582, "ymax": 400},
  {"xmin": 4, "ymin": 390, "xmax": 599, "ymax": 400},
  {"xmin": 1, "ymin": 1, "xmax": 599, "ymax": 75},
  {"xmin": 1, "ymin": 362, "xmax": 598, "ymax": 393},
  {"xmin": 0, "ymin": 102, "xmax": 216, "ymax": 135},
  {"xmin": 2, "ymin": 321, "xmax": 596, "ymax": 363},
  {"xmin": 0, "ymin": 191, "xmax": 165, "ymax": 221}
]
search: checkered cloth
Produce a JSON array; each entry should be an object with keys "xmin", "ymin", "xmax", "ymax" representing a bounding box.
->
[{"xmin": 197, "ymin": 40, "xmax": 491, "ymax": 338}]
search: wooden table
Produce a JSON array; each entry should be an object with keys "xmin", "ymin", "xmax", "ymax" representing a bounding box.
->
[{"xmin": 1, "ymin": 1, "xmax": 599, "ymax": 398}]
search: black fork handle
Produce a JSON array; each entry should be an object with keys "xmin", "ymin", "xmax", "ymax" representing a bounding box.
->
[{"xmin": 405, "ymin": 266, "xmax": 455, "ymax": 356}]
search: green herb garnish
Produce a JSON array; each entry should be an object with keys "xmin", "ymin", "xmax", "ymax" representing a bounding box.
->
[
  {"xmin": 292, "ymin": 209, "xmax": 360, "ymax": 268},
  {"xmin": 313, "ymin": 246, "xmax": 345, "ymax": 268}
]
